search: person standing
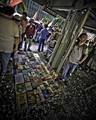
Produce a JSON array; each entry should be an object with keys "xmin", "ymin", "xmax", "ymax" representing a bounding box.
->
[
  {"xmin": 25, "ymin": 18, "xmax": 36, "ymax": 51},
  {"xmin": 0, "ymin": 6, "xmax": 19, "ymax": 79},
  {"xmin": 12, "ymin": 14, "xmax": 22, "ymax": 58},
  {"xmin": 34, "ymin": 21, "xmax": 43, "ymax": 42},
  {"xmin": 38, "ymin": 24, "xmax": 49, "ymax": 52},
  {"xmin": 18, "ymin": 11, "xmax": 28, "ymax": 49},
  {"xmin": 62, "ymin": 33, "xmax": 88, "ymax": 84}
]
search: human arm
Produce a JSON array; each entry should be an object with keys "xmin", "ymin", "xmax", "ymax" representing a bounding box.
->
[
  {"xmin": 13, "ymin": 37, "xmax": 19, "ymax": 52},
  {"xmin": 14, "ymin": 22, "xmax": 19, "ymax": 52},
  {"xmin": 78, "ymin": 46, "xmax": 88, "ymax": 64},
  {"xmin": 78, "ymin": 53, "xmax": 88, "ymax": 64}
]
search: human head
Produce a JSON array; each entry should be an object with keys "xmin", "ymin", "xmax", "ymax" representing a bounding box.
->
[
  {"xmin": 44, "ymin": 24, "xmax": 48, "ymax": 28},
  {"xmin": 29, "ymin": 18, "xmax": 35, "ymax": 24},
  {"xmin": 3, "ymin": 6, "xmax": 14, "ymax": 16},
  {"xmin": 77, "ymin": 33, "xmax": 88, "ymax": 46},
  {"xmin": 22, "ymin": 11, "xmax": 27, "ymax": 17}
]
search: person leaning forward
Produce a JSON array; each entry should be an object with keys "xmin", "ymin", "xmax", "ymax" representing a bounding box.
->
[{"xmin": 0, "ymin": 6, "xmax": 19, "ymax": 79}]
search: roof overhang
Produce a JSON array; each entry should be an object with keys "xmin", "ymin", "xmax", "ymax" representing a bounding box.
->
[{"xmin": 33, "ymin": 0, "xmax": 96, "ymax": 33}]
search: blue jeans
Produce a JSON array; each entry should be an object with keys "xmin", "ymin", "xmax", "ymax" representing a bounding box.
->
[
  {"xmin": 34, "ymin": 31, "xmax": 39, "ymax": 42},
  {"xmin": 24, "ymin": 38, "xmax": 32, "ymax": 51},
  {"xmin": 38, "ymin": 38, "xmax": 45, "ymax": 52},
  {"xmin": 0, "ymin": 52, "xmax": 11, "ymax": 76},
  {"xmin": 62, "ymin": 62, "xmax": 78, "ymax": 80},
  {"xmin": 45, "ymin": 41, "xmax": 50, "ymax": 55}
]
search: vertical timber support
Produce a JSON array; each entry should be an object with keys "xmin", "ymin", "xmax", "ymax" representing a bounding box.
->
[
  {"xmin": 49, "ymin": 11, "xmax": 72, "ymax": 65},
  {"xmin": 57, "ymin": 8, "xmax": 90, "ymax": 73},
  {"xmin": 51, "ymin": 10, "xmax": 79, "ymax": 69}
]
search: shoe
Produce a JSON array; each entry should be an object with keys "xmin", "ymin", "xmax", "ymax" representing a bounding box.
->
[
  {"xmin": 0, "ymin": 75, "xmax": 5, "ymax": 79},
  {"xmin": 62, "ymin": 79, "xmax": 65, "ymax": 81},
  {"xmin": 63, "ymin": 80, "xmax": 68, "ymax": 86},
  {"xmin": 70, "ymin": 73, "xmax": 72, "ymax": 76},
  {"xmin": 28, "ymin": 49, "xmax": 31, "ymax": 51},
  {"xmin": 86, "ymin": 68, "xmax": 90, "ymax": 73},
  {"xmin": 19, "ymin": 48, "xmax": 23, "ymax": 51}
]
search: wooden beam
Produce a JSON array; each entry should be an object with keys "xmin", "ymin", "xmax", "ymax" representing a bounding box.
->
[{"xmin": 75, "ymin": 2, "xmax": 96, "ymax": 9}]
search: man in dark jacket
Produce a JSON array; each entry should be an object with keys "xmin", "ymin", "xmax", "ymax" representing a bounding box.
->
[{"xmin": 25, "ymin": 18, "xmax": 36, "ymax": 51}]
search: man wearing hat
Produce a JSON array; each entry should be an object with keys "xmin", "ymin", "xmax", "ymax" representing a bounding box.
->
[
  {"xmin": 18, "ymin": 12, "xmax": 28, "ymax": 49},
  {"xmin": 0, "ymin": 6, "xmax": 19, "ymax": 79},
  {"xmin": 24, "ymin": 18, "xmax": 36, "ymax": 51}
]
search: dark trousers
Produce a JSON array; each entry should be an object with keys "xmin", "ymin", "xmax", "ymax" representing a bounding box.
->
[
  {"xmin": 18, "ymin": 33, "xmax": 26, "ymax": 49},
  {"xmin": 0, "ymin": 52, "xmax": 11, "ymax": 76},
  {"xmin": 38, "ymin": 38, "xmax": 45, "ymax": 52}
]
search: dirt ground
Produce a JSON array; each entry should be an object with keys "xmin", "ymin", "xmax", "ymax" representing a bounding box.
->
[{"xmin": 0, "ymin": 54, "xmax": 96, "ymax": 120}]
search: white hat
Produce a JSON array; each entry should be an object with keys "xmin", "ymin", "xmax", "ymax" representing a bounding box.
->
[{"xmin": 13, "ymin": 15, "xmax": 21, "ymax": 21}]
